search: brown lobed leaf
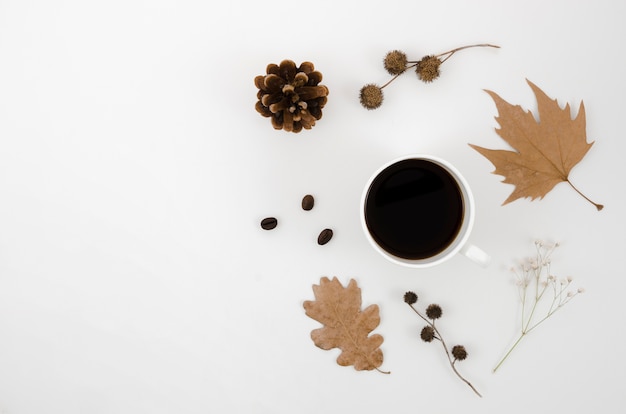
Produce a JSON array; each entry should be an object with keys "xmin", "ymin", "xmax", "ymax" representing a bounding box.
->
[
  {"xmin": 470, "ymin": 79, "xmax": 603, "ymax": 210},
  {"xmin": 303, "ymin": 277, "xmax": 389, "ymax": 373}
]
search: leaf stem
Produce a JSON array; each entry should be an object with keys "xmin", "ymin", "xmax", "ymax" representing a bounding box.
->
[{"xmin": 566, "ymin": 180, "xmax": 603, "ymax": 211}]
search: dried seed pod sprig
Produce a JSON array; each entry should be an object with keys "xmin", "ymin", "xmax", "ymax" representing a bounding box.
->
[
  {"xmin": 255, "ymin": 60, "xmax": 329, "ymax": 133},
  {"xmin": 360, "ymin": 43, "xmax": 499, "ymax": 110},
  {"xmin": 493, "ymin": 240, "xmax": 585, "ymax": 373},
  {"xmin": 403, "ymin": 292, "xmax": 482, "ymax": 397}
]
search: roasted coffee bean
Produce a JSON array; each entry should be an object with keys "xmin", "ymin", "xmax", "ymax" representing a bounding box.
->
[
  {"xmin": 260, "ymin": 217, "xmax": 278, "ymax": 230},
  {"xmin": 317, "ymin": 228, "xmax": 333, "ymax": 245},
  {"xmin": 302, "ymin": 194, "xmax": 315, "ymax": 211}
]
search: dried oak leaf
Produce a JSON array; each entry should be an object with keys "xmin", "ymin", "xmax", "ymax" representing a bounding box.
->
[
  {"xmin": 470, "ymin": 79, "xmax": 603, "ymax": 210},
  {"xmin": 303, "ymin": 277, "xmax": 389, "ymax": 373}
]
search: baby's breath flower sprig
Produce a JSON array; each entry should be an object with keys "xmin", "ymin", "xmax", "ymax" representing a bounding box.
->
[
  {"xmin": 359, "ymin": 43, "xmax": 499, "ymax": 110},
  {"xmin": 403, "ymin": 292, "xmax": 482, "ymax": 397},
  {"xmin": 493, "ymin": 240, "xmax": 585, "ymax": 373}
]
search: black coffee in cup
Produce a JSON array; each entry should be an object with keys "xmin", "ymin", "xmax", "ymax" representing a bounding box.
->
[{"xmin": 364, "ymin": 158, "xmax": 464, "ymax": 260}]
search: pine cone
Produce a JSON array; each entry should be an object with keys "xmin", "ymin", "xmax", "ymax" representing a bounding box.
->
[{"xmin": 254, "ymin": 60, "xmax": 329, "ymax": 133}]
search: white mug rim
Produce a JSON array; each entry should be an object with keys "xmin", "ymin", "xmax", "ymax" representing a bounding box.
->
[{"xmin": 360, "ymin": 154, "xmax": 475, "ymax": 268}]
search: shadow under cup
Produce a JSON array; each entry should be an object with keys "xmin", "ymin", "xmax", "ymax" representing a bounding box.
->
[{"xmin": 361, "ymin": 156, "xmax": 474, "ymax": 267}]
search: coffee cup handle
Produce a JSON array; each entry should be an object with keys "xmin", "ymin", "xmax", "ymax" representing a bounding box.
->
[{"xmin": 460, "ymin": 244, "xmax": 491, "ymax": 267}]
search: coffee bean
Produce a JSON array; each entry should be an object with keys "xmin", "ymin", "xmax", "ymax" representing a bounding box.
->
[
  {"xmin": 260, "ymin": 217, "xmax": 278, "ymax": 230},
  {"xmin": 317, "ymin": 228, "xmax": 333, "ymax": 245},
  {"xmin": 301, "ymin": 194, "xmax": 315, "ymax": 211}
]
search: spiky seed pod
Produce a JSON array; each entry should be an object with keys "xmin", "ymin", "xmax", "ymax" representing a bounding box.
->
[
  {"xmin": 425, "ymin": 304, "xmax": 443, "ymax": 319},
  {"xmin": 416, "ymin": 55, "xmax": 442, "ymax": 82},
  {"xmin": 452, "ymin": 345, "xmax": 468, "ymax": 361},
  {"xmin": 404, "ymin": 291, "xmax": 418, "ymax": 305},
  {"xmin": 254, "ymin": 60, "xmax": 329, "ymax": 133},
  {"xmin": 420, "ymin": 326, "xmax": 436, "ymax": 342},
  {"xmin": 384, "ymin": 50, "xmax": 408, "ymax": 75},
  {"xmin": 359, "ymin": 83, "xmax": 384, "ymax": 110}
]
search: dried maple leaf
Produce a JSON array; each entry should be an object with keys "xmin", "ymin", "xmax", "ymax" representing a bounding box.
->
[
  {"xmin": 303, "ymin": 277, "xmax": 389, "ymax": 374},
  {"xmin": 470, "ymin": 79, "xmax": 603, "ymax": 210}
]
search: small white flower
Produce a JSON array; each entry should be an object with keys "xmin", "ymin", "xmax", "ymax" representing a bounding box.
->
[
  {"xmin": 577, "ymin": 288, "xmax": 586, "ymax": 294},
  {"xmin": 567, "ymin": 276, "xmax": 573, "ymax": 282}
]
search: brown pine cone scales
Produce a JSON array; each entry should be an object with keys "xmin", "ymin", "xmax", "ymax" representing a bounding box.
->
[{"xmin": 254, "ymin": 60, "xmax": 329, "ymax": 133}]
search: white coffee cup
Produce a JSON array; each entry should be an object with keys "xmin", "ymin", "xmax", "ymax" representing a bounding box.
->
[{"xmin": 360, "ymin": 154, "xmax": 489, "ymax": 268}]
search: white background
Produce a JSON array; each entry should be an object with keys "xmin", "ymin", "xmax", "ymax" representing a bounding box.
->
[{"xmin": 1, "ymin": 0, "xmax": 625, "ymax": 412}]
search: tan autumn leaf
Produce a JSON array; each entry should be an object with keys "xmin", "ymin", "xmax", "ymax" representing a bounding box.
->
[
  {"xmin": 303, "ymin": 277, "xmax": 389, "ymax": 374},
  {"xmin": 469, "ymin": 79, "xmax": 603, "ymax": 210}
]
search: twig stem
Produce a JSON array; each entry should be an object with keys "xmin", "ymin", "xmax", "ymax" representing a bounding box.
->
[
  {"xmin": 380, "ymin": 64, "xmax": 417, "ymax": 89},
  {"xmin": 436, "ymin": 43, "xmax": 500, "ymax": 63},
  {"xmin": 408, "ymin": 304, "xmax": 482, "ymax": 397}
]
